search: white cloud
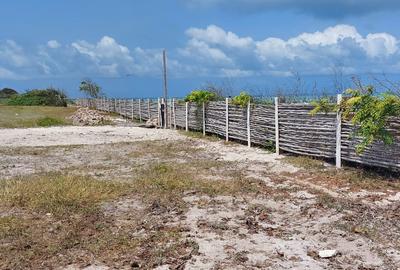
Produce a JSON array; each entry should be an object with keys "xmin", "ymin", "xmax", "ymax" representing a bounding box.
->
[
  {"xmin": 0, "ymin": 66, "xmax": 20, "ymax": 79},
  {"xmin": 47, "ymin": 40, "xmax": 61, "ymax": 49},
  {"xmin": 0, "ymin": 40, "xmax": 30, "ymax": 67},
  {"xmin": 1, "ymin": 25, "xmax": 400, "ymax": 80},
  {"xmin": 186, "ymin": 25, "xmax": 253, "ymax": 49}
]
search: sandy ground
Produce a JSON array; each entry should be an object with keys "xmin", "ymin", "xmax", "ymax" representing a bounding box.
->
[
  {"xmin": 1, "ymin": 126, "xmax": 400, "ymax": 269},
  {"xmin": 0, "ymin": 126, "xmax": 185, "ymax": 147}
]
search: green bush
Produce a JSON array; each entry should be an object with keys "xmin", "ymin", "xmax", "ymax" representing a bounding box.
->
[
  {"xmin": 310, "ymin": 97, "xmax": 337, "ymax": 115},
  {"xmin": 232, "ymin": 92, "xmax": 253, "ymax": 107},
  {"xmin": 184, "ymin": 90, "xmax": 218, "ymax": 103},
  {"xmin": 36, "ymin": 117, "xmax": 65, "ymax": 127},
  {"xmin": 341, "ymin": 86, "xmax": 400, "ymax": 153},
  {"xmin": 7, "ymin": 88, "xmax": 67, "ymax": 107},
  {"xmin": 0, "ymin": 88, "xmax": 18, "ymax": 98}
]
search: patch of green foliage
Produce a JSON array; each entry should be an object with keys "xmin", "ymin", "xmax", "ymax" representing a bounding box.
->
[
  {"xmin": 310, "ymin": 97, "xmax": 337, "ymax": 115},
  {"xmin": 184, "ymin": 90, "xmax": 218, "ymax": 103},
  {"xmin": 231, "ymin": 91, "xmax": 253, "ymax": 107},
  {"xmin": 341, "ymin": 86, "xmax": 400, "ymax": 153},
  {"xmin": 36, "ymin": 117, "xmax": 65, "ymax": 127},
  {"xmin": 79, "ymin": 78, "xmax": 102, "ymax": 98},
  {"xmin": 7, "ymin": 88, "xmax": 67, "ymax": 107},
  {"xmin": 0, "ymin": 88, "xmax": 18, "ymax": 98}
]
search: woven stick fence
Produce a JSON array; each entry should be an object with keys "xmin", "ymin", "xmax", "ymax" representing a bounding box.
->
[{"xmin": 77, "ymin": 97, "xmax": 400, "ymax": 171}]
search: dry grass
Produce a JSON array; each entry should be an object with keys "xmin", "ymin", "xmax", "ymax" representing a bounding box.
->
[
  {"xmin": 0, "ymin": 157, "xmax": 261, "ymax": 269},
  {"xmin": 282, "ymin": 155, "xmax": 326, "ymax": 170},
  {"xmin": 0, "ymin": 105, "xmax": 77, "ymax": 128},
  {"xmin": 179, "ymin": 130, "xmax": 221, "ymax": 142}
]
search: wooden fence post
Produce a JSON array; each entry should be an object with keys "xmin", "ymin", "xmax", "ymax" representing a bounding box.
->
[
  {"xmin": 225, "ymin": 98, "xmax": 229, "ymax": 142},
  {"xmin": 203, "ymin": 102, "xmax": 206, "ymax": 136},
  {"xmin": 336, "ymin": 94, "xmax": 343, "ymax": 168},
  {"xmin": 247, "ymin": 101, "xmax": 251, "ymax": 147},
  {"xmin": 147, "ymin": 99, "xmax": 151, "ymax": 119},
  {"xmin": 157, "ymin": 98, "xmax": 161, "ymax": 127},
  {"xmin": 275, "ymin": 97, "xmax": 280, "ymax": 155},
  {"xmin": 185, "ymin": 102, "xmax": 189, "ymax": 131},
  {"xmin": 131, "ymin": 99, "xmax": 134, "ymax": 120},
  {"xmin": 173, "ymin": 98, "xmax": 176, "ymax": 129},
  {"xmin": 139, "ymin": 99, "xmax": 142, "ymax": 122}
]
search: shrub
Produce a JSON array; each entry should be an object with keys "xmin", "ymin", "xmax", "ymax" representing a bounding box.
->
[
  {"xmin": 184, "ymin": 90, "xmax": 218, "ymax": 103},
  {"xmin": 310, "ymin": 97, "xmax": 337, "ymax": 115},
  {"xmin": 7, "ymin": 88, "xmax": 68, "ymax": 107},
  {"xmin": 341, "ymin": 86, "xmax": 400, "ymax": 153},
  {"xmin": 231, "ymin": 92, "xmax": 253, "ymax": 107},
  {"xmin": 36, "ymin": 117, "xmax": 65, "ymax": 127},
  {"xmin": 0, "ymin": 88, "xmax": 18, "ymax": 98}
]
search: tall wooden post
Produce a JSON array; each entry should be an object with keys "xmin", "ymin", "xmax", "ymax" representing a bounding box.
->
[
  {"xmin": 336, "ymin": 94, "xmax": 343, "ymax": 168},
  {"xmin": 225, "ymin": 98, "xmax": 229, "ymax": 142},
  {"xmin": 147, "ymin": 99, "xmax": 151, "ymax": 119},
  {"xmin": 275, "ymin": 97, "xmax": 280, "ymax": 155},
  {"xmin": 202, "ymin": 102, "xmax": 206, "ymax": 136},
  {"xmin": 162, "ymin": 50, "xmax": 168, "ymax": 128},
  {"xmin": 173, "ymin": 98, "xmax": 176, "ymax": 129},
  {"xmin": 185, "ymin": 102, "xmax": 189, "ymax": 131},
  {"xmin": 247, "ymin": 101, "xmax": 251, "ymax": 147},
  {"xmin": 139, "ymin": 99, "xmax": 142, "ymax": 122},
  {"xmin": 131, "ymin": 99, "xmax": 134, "ymax": 120}
]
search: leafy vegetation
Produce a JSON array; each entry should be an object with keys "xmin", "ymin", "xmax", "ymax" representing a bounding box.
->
[
  {"xmin": 0, "ymin": 105, "xmax": 76, "ymax": 128},
  {"xmin": 0, "ymin": 88, "xmax": 18, "ymax": 98},
  {"xmin": 79, "ymin": 78, "xmax": 102, "ymax": 98},
  {"xmin": 231, "ymin": 91, "xmax": 253, "ymax": 107},
  {"xmin": 341, "ymin": 87, "xmax": 400, "ymax": 153},
  {"xmin": 310, "ymin": 97, "xmax": 337, "ymax": 115},
  {"xmin": 7, "ymin": 88, "xmax": 67, "ymax": 107},
  {"xmin": 184, "ymin": 90, "xmax": 218, "ymax": 103},
  {"xmin": 36, "ymin": 117, "xmax": 65, "ymax": 127}
]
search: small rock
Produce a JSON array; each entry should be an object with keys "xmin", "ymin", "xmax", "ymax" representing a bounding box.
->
[{"xmin": 318, "ymin": 249, "xmax": 337, "ymax": 258}]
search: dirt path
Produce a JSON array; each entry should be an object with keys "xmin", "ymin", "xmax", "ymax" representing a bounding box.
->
[
  {"xmin": 0, "ymin": 126, "xmax": 185, "ymax": 147},
  {"xmin": 1, "ymin": 126, "xmax": 399, "ymax": 269}
]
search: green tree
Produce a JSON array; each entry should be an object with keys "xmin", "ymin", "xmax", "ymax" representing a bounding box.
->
[{"xmin": 79, "ymin": 79, "xmax": 101, "ymax": 98}]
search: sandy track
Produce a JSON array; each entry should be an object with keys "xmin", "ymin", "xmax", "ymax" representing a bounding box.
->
[{"xmin": 0, "ymin": 126, "xmax": 185, "ymax": 147}]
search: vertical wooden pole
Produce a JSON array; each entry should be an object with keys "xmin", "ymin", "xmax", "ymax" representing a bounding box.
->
[
  {"xmin": 247, "ymin": 101, "xmax": 251, "ymax": 147},
  {"xmin": 275, "ymin": 97, "xmax": 280, "ymax": 155},
  {"xmin": 162, "ymin": 50, "xmax": 168, "ymax": 128},
  {"xmin": 202, "ymin": 102, "xmax": 206, "ymax": 136},
  {"xmin": 336, "ymin": 94, "xmax": 343, "ymax": 168},
  {"xmin": 147, "ymin": 99, "xmax": 151, "ymax": 119},
  {"xmin": 225, "ymin": 98, "xmax": 229, "ymax": 142},
  {"xmin": 131, "ymin": 99, "xmax": 134, "ymax": 120},
  {"xmin": 173, "ymin": 98, "xmax": 176, "ymax": 129},
  {"xmin": 185, "ymin": 102, "xmax": 189, "ymax": 131},
  {"xmin": 157, "ymin": 98, "xmax": 161, "ymax": 127},
  {"xmin": 139, "ymin": 99, "xmax": 142, "ymax": 122}
]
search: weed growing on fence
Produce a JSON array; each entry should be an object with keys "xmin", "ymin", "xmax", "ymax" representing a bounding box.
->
[
  {"xmin": 283, "ymin": 156, "xmax": 326, "ymax": 170},
  {"xmin": 310, "ymin": 97, "xmax": 337, "ymax": 115}
]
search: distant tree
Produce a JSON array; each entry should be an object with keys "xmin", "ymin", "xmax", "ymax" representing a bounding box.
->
[
  {"xmin": 79, "ymin": 79, "xmax": 101, "ymax": 98},
  {"xmin": 0, "ymin": 88, "xmax": 18, "ymax": 98}
]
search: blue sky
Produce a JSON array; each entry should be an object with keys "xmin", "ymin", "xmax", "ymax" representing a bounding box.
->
[{"xmin": 0, "ymin": 0, "xmax": 400, "ymax": 97}]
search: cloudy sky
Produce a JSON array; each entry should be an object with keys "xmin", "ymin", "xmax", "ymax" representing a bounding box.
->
[{"xmin": 0, "ymin": 0, "xmax": 399, "ymax": 97}]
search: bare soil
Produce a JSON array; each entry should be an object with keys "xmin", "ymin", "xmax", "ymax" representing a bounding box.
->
[{"xmin": 1, "ymin": 126, "xmax": 399, "ymax": 269}]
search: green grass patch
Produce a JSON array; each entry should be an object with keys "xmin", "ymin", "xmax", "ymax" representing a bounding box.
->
[
  {"xmin": 36, "ymin": 116, "xmax": 65, "ymax": 127},
  {"xmin": 0, "ymin": 105, "xmax": 76, "ymax": 128}
]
